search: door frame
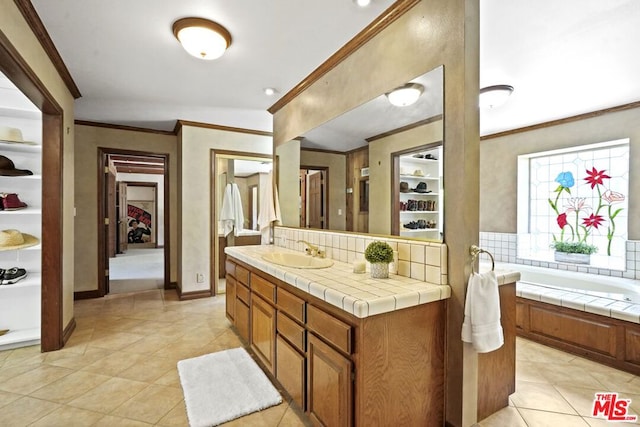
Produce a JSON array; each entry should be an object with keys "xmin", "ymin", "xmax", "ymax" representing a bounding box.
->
[
  {"xmin": 97, "ymin": 148, "xmax": 170, "ymax": 296},
  {"xmin": 0, "ymin": 31, "xmax": 65, "ymax": 351},
  {"xmin": 300, "ymin": 166, "xmax": 329, "ymax": 229},
  {"xmin": 210, "ymin": 150, "xmax": 272, "ymax": 296}
]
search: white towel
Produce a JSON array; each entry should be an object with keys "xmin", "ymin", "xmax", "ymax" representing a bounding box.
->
[
  {"xmin": 220, "ymin": 183, "xmax": 245, "ymax": 237},
  {"xmin": 461, "ymin": 270, "xmax": 504, "ymax": 353},
  {"xmin": 257, "ymin": 172, "xmax": 281, "ymax": 244}
]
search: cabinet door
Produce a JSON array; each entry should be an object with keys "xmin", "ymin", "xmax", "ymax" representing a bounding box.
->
[
  {"xmin": 225, "ymin": 276, "xmax": 236, "ymax": 322},
  {"xmin": 276, "ymin": 335, "xmax": 305, "ymax": 410},
  {"xmin": 251, "ymin": 294, "xmax": 276, "ymax": 374},
  {"xmin": 307, "ymin": 334, "xmax": 353, "ymax": 427},
  {"xmin": 235, "ymin": 299, "xmax": 250, "ymax": 342}
]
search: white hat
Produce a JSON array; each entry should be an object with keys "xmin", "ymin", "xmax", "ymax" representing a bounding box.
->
[
  {"xmin": 0, "ymin": 126, "xmax": 36, "ymax": 145},
  {"xmin": 0, "ymin": 229, "xmax": 39, "ymax": 251}
]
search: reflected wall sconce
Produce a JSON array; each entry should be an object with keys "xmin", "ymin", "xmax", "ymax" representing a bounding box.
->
[
  {"xmin": 386, "ymin": 83, "xmax": 424, "ymax": 107},
  {"xmin": 479, "ymin": 84, "xmax": 514, "ymax": 109},
  {"xmin": 173, "ymin": 17, "xmax": 232, "ymax": 60}
]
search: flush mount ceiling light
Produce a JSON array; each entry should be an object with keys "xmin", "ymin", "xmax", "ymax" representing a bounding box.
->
[
  {"xmin": 479, "ymin": 84, "xmax": 514, "ymax": 109},
  {"xmin": 386, "ymin": 83, "xmax": 424, "ymax": 107},
  {"xmin": 172, "ymin": 17, "xmax": 232, "ymax": 60},
  {"xmin": 353, "ymin": 0, "xmax": 371, "ymax": 7},
  {"xmin": 264, "ymin": 87, "xmax": 277, "ymax": 96}
]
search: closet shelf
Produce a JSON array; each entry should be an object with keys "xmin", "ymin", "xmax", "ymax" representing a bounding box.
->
[
  {"xmin": 399, "ymin": 210, "xmax": 438, "ymax": 214},
  {"xmin": 0, "ymin": 273, "xmax": 41, "ymax": 291},
  {"xmin": 0, "ymin": 141, "xmax": 42, "ymax": 153},
  {"xmin": 0, "ymin": 208, "xmax": 42, "ymax": 215},
  {"xmin": 399, "ymin": 175, "xmax": 439, "ymax": 180},
  {"xmin": 0, "ymin": 328, "xmax": 40, "ymax": 350},
  {"xmin": 0, "ymin": 174, "xmax": 42, "ymax": 180},
  {"xmin": 399, "ymin": 192, "xmax": 439, "ymax": 196},
  {"xmin": 400, "ymin": 229, "xmax": 439, "ymax": 233}
]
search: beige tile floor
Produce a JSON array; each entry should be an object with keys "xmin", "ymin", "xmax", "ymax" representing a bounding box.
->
[
  {"xmin": 0, "ymin": 290, "xmax": 309, "ymax": 426},
  {"xmin": 2, "ymin": 289, "xmax": 640, "ymax": 426}
]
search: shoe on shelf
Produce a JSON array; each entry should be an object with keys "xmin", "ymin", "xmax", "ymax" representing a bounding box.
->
[
  {"xmin": 0, "ymin": 193, "xmax": 28, "ymax": 210},
  {"xmin": 0, "ymin": 267, "xmax": 27, "ymax": 285}
]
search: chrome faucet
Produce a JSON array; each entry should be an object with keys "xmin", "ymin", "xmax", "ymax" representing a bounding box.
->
[{"xmin": 297, "ymin": 240, "xmax": 323, "ymax": 257}]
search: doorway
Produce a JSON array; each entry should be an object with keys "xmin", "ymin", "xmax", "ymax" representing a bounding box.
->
[
  {"xmin": 211, "ymin": 151, "xmax": 273, "ymax": 295},
  {"xmin": 98, "ymin": 149, "xmax": 170, "ymax": 296},
  {"xmin": 300, "ymin": 167, "xmax": 328, "ymax": 229}
]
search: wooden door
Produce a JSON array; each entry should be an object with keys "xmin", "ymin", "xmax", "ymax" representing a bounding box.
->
[
  {"xmin": 251, "ymin": 294, "xmax": 276, "ymax": 374},
  {"xmin": 308, "ymin": 172, "xmax": 323, "ymax": 229},
  {"xmin": 307, "ymin": 334, "xmax": 352, "ymax": 427},
  {"xmin": 106, "ymin": 169, "xmax": 117, "ymax": 258},
  {"xmin": 117, "ymin": 181, "xmax": 128, "ymax": 253}
]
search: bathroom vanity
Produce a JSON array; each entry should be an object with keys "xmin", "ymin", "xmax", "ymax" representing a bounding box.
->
[{"xmin": 224, "ymin": 245, "xmax": 450, "ymax": 426}]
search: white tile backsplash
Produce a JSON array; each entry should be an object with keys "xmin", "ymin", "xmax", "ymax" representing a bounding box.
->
[{"xmin": 274, "ymin": 226, "xmax": 447, "ymax": 285}]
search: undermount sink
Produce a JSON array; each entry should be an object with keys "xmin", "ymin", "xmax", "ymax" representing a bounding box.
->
[{"xmin": 262, "ymin": 252, "xmax": 334, "ymax": 269}]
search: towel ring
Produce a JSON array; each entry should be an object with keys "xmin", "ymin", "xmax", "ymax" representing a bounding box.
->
[{"xmin": 470, "ymin": 245, "xmax": 495, "ymax": 273}]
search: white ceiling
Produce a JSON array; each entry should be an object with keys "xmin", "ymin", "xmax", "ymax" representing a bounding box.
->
[{"xmin": 28, "ymin": 0, "xmax": 640, "ymax": 136}]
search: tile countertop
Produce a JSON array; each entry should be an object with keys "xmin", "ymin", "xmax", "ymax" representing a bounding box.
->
[
  {"xmin": 225, "ymin": 245, "xmax": 450, "ymax": 318},
  {"xmin": 226, "ymin": 246, "xmax": 520, "ymax": 318}
]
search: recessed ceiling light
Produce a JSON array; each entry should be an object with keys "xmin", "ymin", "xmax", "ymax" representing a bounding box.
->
[
  {"xmin": 354, "ymin": 0, "xmax": 371, "ymax": 7},
  {"xmin": 172, "ymin": 17, "xmax": 232, "ymax": 60},
  {"xmin": 264, "ymin": 88, "xmax": 277, "ymax": 96},
  {"xmin": 479, "ymin": 84, "xmax": 514, "ymax": 109},
  {"xmin": 386, "ymin": 83, "xmax": 424, "ymax": 107}
]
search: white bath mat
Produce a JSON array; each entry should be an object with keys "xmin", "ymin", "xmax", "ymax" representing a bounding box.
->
[{"xmin": 177, "ymin": 347, "xmax": 282, "ymax": 427}]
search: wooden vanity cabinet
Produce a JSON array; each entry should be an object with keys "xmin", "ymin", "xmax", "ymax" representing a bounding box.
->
[
  {"xmin": 225, "ymin": 275, "xmax": 236, "ymax": 322},
  {"xmin": 225, "ymin": 256, "xmax": 446, "ymax": 427},
  {"xmin": 235, "ymin": 281, "xmax": 250, "ymax": 342}
]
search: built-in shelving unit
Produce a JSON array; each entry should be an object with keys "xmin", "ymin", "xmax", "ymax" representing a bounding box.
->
[
  {"xmin": 397, "ymin": 147, "xmax": 443, "ymax": 239},
  {"xmin": 0, "ymin": 72, "xmax": 42, "ymax": 350}
]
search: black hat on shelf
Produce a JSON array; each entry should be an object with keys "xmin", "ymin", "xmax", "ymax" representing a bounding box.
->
[{"xmin": 412, "ymin": 182, "xmax": 432, "ymax": 193}]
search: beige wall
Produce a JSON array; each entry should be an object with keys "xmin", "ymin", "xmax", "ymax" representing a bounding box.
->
[
  {"xmin": 300, "ymin": 150, "xmax": 346, "ymax": 230},
  {"xmin": 1, "ymin": 0, "xmax": 76, "ymax": 330},
  {"xmin": 481, "ymin": 107, "xmax": 640, "ymax": 240},
  {"xmin": 272, "ymin": 1, "xmax": 480, "ymax": 424},
  {"xmin": 74, "ymin": 125, "xmax": 178, "ymax": 291},
  {"xmin": 179, "ymin": 125, "xmax": 271, "ymax": 294},
  {"xmin": 369, "ymin": 120, "xmax": 443, "ymax": 234},
  {"xmin": 276, "ymin": 139, "xmax": 301, "ymax": 226}
]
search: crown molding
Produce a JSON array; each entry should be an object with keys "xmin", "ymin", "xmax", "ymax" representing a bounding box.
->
[
  {"xmin": 13, "ymin": 0, "xmax": 81, "ymax": 99},
  {"xmin": 175, "ymin": 119, "xmax": 272, "ymax": 137},
  {"xmin": 267, "ymin": 0, "xmax": 420, "ymax": 115},
  {"xmin": 75, "ymin": 120, "xmax": 175, "ymax": 136},
  {"xmin": 481, "ymin": 100, "xmax": 640, "ymax": 141}
]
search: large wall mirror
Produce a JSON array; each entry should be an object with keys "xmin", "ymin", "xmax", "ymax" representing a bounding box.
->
[{"xmin": 276, "ymin": 65, "xmax": 444, "ymax": 242}]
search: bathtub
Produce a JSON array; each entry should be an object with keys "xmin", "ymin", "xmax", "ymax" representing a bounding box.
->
[{"xmin": 486, "ymin": 261, "xmax": 640, "ymax": 303}]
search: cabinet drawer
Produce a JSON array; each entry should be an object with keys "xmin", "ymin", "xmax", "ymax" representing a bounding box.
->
[
  {"xmin": 277, "ymin": 287, "xmax": 306, "ymax": 323},
  {"xmin": 225, "ymin": 259, "xmax": 236, "ymax": 277},
  {"xmin": 277, "ymin": 311, "xmax": 306, "ymax": 352},
  {"xmin": 307, "ymin": 305, "xmax": 352, "ymax": 355},
  {"xmin": 252, "ymin": 274, "xmax": 276, "ymax": 304},
  {"xmin": 235, "ymin": 265, "xmax": 250, "ymax": 286},
  {"xmin": 236, "ymin": 282, "xmax": 250, "ymax": 305}
]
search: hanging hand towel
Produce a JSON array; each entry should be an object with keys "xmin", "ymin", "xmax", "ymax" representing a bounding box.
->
[
  {"xmin": 461, "ymin": 270, "xmax": 503, "ymax": 353},
  {"xmin": 220, "ymin": 183, "xmax": 245, "ymax": 237},
  {"xmin": 257, "ymin": 171, "xmax": 281, "ymax": 244}
]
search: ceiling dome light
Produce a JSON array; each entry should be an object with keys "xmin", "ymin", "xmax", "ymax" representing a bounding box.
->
[
  {"xmin": 479, "ymin": 84, "xmax": 514, "ymax": 109},
  {"xmin": 264, "ymin": 87, "xmax": 277, "ymax": 96},
  {"xmin": 386, "ymin": 83, "xmax": 424, "ymax": 107},
  {"xmin": 173, "ymin": 17, "xmax": 232, "ymax": 60},
  {"xmin": 354, "ymin": 0, "xmax": 371, "ymax": 6}
]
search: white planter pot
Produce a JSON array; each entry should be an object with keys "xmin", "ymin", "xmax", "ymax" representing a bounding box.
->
[
  {"xmin": 554, "ymin": 251, "xmax": 591, "ymax": 265},
  {"xmin": 370, "ymin": 262, "xmax": 389, "ymax": 279}
]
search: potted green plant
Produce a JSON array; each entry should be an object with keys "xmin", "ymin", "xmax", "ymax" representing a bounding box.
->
[
  {"xmin": 364, "ymin": 241, "xmax": 394, "ymax": 279},
  {"xmin": 550, "ymin": 241, "xmax": 598, "ymax": 265}
]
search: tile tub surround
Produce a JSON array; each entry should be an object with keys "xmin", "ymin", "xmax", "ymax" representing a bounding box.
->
[
  {"xmin": 480, "ymin": 232, "xmax": 640, "ymax": 280},
  {"xmin": 273, "ymin": 226, "xmax": 449, "ymax": 285},
  {"xmin": 225, "ymin": 245, "xmax": 452, "ymax": 318}
]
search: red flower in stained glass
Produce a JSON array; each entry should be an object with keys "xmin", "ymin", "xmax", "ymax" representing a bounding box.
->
[
  {"xmin": 557, "ymin": 213, "xmax": 568, "ymax": 229},
  {"xmin": 582, "ymin": 214, "xmax": 605, "ymax": 229},
  {"xmin": 584, "ymin": 167, "xmax": 611, "ymax": 189}
]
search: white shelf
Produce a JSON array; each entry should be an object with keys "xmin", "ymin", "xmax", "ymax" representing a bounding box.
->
[
  {"xmin": 0, "ymin": 141, "xmax": 41, "ymax": 153},
  {"xmin": 0, "ymin": 328, "xmax": 40, "ymax": 350},
  {"xmin": 0, "ymin": 174, "xmax": 41, "ymax": 180},
  {"xmin": 400, "ymin": 210, "xmax": 438, "ymax": 214},
  {"xmin": 401, "ymin": 228, "xmax": 439, "ymax": 233},
  {"xmin": 0, "ymin": 106, "xmax": 40, "ymax": 120},
  {"xmin": 0, "ymin": 207, "xmax": 41, "ymax": 215},
  {"xmin": 0, "ymin": 272, "xmax": 40, "ymax": 289},
  {"xmin": 399, "ymin": 192, "xmax": 439, "ymax": 196},
  {"xmin": 399, "ymin": 174, "xmax": 439, "ymax": 180}
]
